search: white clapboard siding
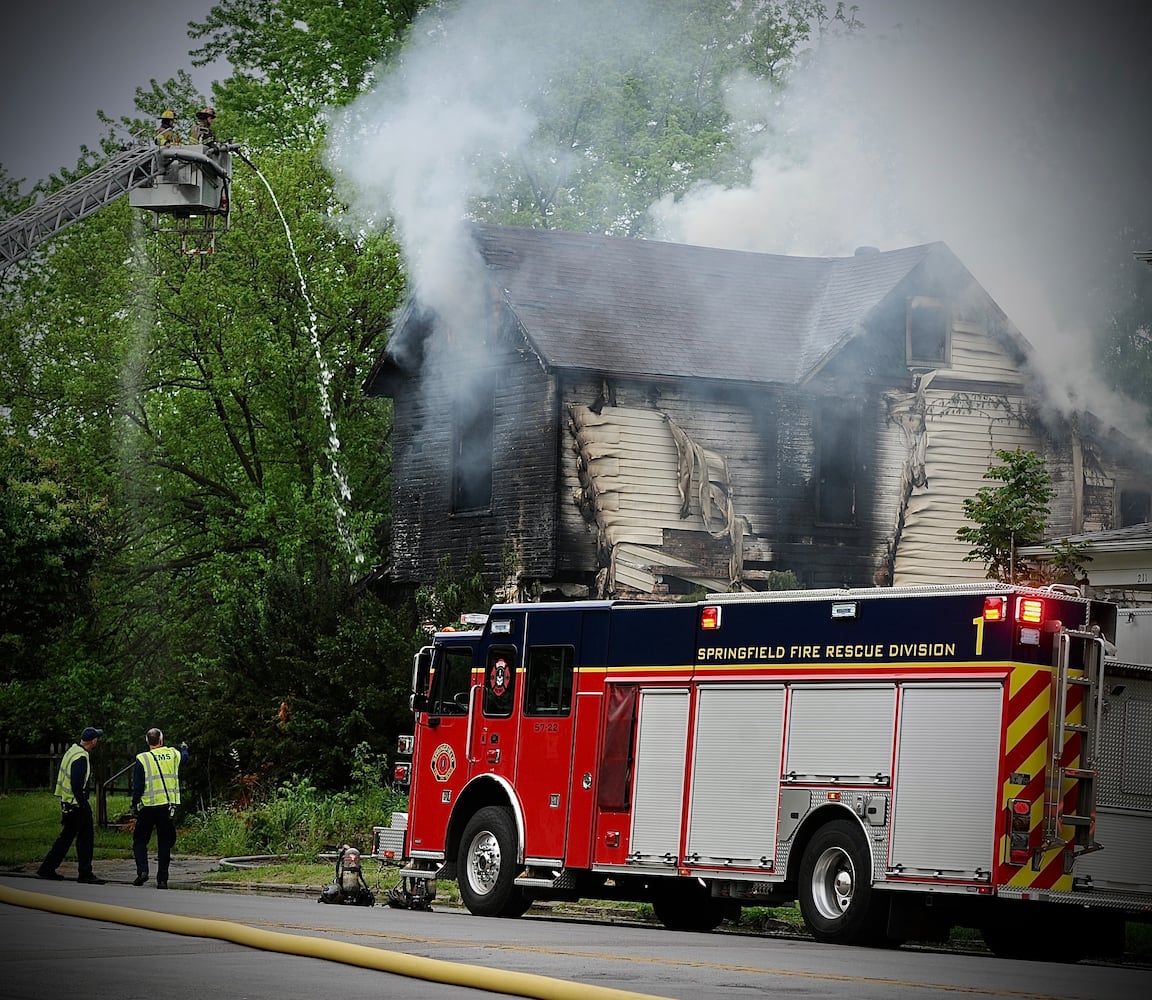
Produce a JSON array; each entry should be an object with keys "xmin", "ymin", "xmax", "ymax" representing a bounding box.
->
[{"xmin": 894, "ymin": 387, "xmax": 1042, "ymax": 586}]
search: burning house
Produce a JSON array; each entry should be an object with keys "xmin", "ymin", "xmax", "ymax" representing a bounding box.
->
[{"xmin": 363, "ymin": 224, "xmax": 1152, "ymax": 599}]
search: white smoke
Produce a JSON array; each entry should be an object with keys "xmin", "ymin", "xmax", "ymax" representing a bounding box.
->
[
  {"xmin": 651, "ymin": 0, "xmax": 1152, "ymax": 442},
  {"xmin": 325, "ymin": 0, "xmax": 674, "ymax": 339},
  {"xmin": 327, "ymin": 0, "xmax": 1151, "ymax": 442}
]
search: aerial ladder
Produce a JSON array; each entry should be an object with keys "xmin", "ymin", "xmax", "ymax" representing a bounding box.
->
[{"xmin": 0, "ymin": 141, "xmax": 235, "ymax": 271}]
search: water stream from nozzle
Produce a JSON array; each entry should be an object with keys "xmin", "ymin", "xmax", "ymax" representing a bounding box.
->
[{"xmin": 247, "ymin": 164, "xmax": 365, "ymax": 571}]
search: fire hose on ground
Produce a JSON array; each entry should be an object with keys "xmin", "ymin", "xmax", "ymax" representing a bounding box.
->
[{"xmin": 0, "ymin": 882, "xmax": 673, "ymax": 1000}]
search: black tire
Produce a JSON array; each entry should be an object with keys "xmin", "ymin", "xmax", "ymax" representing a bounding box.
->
[
  {"xmin": 797, "ymin": 818, "xmax": 887, "ymax": 946},
  {"xmin": 457, "ymin": 806, "xmax": 529, "ymax": 917},
  {"xmin": 650, "ymin": 878, "xmax": 727, "ymax": 932}
]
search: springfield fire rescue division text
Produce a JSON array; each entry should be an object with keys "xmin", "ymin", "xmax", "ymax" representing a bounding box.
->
[
  {"xmin": 698, "ymin": 642, "xmax": 958, "ymax": 661},
  {"xmin": 373, "ymin": 583, "xmax": 1152, "ymax": 963}
]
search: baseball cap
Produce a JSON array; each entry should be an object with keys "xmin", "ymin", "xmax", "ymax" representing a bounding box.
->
[{"xmin": 81, "ymin": 727, "xmax": 104, "ymax": 741}]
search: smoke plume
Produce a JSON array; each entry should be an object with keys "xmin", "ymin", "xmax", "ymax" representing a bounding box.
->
[{"xmin": 327, "ymin": 0, "xmax": 1152, "ymax": 442}]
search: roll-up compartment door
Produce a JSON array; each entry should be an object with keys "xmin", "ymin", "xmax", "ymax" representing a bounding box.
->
[
  {"xmin": 785, "ymin": 685, "xmax": 896, "ymax": 783},
  {"xmin": 629, "ymin": 688, "xmax": 689, "ymax": 865},
  {"xmin": 687, "ymin": 685, "xmax": 784, "ymax": 867},
  {"xmin": 890, "ymin": 683, "xmax": 1002, "ymax": 877}
]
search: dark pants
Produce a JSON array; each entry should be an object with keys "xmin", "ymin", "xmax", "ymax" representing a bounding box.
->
[
  {"xmin": 133, "ymin": 805, "xmax": 177, "ymax": 881},
  {"xmin": 40, "ymin": 801, "xmax": 94, "ymax": 878}
]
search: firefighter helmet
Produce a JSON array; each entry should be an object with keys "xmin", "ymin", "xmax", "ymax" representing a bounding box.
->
[{"xmin": 160, "ymin": 110, "xmax": 176, "ymax": 122}]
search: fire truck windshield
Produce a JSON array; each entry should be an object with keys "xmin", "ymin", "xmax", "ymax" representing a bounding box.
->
[{"xmin": 428, "ymin": 646, "xmax": 473, "ymax": 716}]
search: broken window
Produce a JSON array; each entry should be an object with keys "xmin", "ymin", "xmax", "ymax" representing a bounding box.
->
[
  {"xmin": 906, "ymin": 296, "xmax": 950, "ymax": 367},
  {"xmin": 817, "ymin": 399, "xmax": 858, "ymax": 526},
  {"xmin": 1120, "ymin": 488, "xmax": 1151, "ymax": 527},
  {"xmin": 451, "ymin": 382, "xmax": 494, "ymax": 513}
]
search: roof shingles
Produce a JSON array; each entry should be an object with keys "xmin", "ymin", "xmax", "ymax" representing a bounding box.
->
[{"xmin": 471, "ymin": 224, "xmax": 940, "ymax": 384}]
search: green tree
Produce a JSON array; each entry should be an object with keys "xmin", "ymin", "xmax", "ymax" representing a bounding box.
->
[
  {"xmin": 189, "ymin": 0, "xmax": 431, "ymax": 152},
  {"xmin": 0, "ymin": 438, "xmax": 108, "ymax": 680},
  {"xmin": 956, "ymin": 448, "xmax": 1054, "ymax": 582},
  {"xmin": 474, "ymin": 0, "xmax": 861, "ymax": 236}
]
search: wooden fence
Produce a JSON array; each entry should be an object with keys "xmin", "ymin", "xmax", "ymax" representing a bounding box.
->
[{"xmin": 1, "ymin": 742, "xmax": 137, "ymax": 827}]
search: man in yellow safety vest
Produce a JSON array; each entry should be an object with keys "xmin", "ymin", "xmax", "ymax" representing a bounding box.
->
[
  {"xmin": 37, "ymin": 726, "xmax": 106, "ymax": 884},
  {"xmin": 131, "ymin": 728, "xmax": 187, "ymax": 889}
]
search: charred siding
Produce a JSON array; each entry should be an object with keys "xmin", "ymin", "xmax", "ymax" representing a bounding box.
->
[{"xmin": 388, "ymin": 349, "xmax": 558, "ymax": 584}]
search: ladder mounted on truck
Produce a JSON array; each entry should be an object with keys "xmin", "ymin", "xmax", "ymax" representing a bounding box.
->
[
  {"xmin": 0, "ymin": 142, "xmax": 235, "ymax": 271},
  {"xmin": 1041, "ymin": 619, "xmax": 1107, "ymax": 859}
]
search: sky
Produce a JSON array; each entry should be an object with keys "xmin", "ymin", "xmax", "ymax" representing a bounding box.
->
[{"xmin": 1, "ymin": 1, "xmax": 223, "ymax": 187}]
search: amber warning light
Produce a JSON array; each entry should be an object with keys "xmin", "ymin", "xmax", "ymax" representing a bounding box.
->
[
  {"xmin": 701, "ymin": 606, "xmax": 721, "ymax": 630},
  {"xmin": 1017, "ymin": 598, "xmax": 1044, "ymax": 624}
]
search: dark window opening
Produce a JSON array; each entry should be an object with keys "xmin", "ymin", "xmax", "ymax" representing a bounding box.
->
[
  {"xmin": 428, "ymin": 647, "xmax": 473, "ymax": 716},
  {"xmin": 1120, "ymin": 488, "xmax": 1151, "ymax": 527},
  {"xmin": 452, "ymin": 386, "xmax": 493, "ymax": 513},
  {"xmin": 907, "ymin": 296, "xmax": 950, "ymax": 366},
  {"xmin": 524, "ymin": 646, "xmax": 574, "ymax": 717},
  {"xmin": 597, "ymin": 684, "xmax": 638, "ymax": 812},
  {"xmin": 817, "ymin": 401, "xmax": 858, "ymax": 526},
  {"xmin": 482, "ymin": 645, "xmax": 517, "ymax": 718}
]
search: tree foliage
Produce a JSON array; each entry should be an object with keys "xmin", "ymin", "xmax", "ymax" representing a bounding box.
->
[
  {"xmin": 0, "ymin": 438, "xmax": 108, "ymax": 681},
  {"xmin": 956, "ymin": 448, "xmax": 1054, "ymax": 582},
  {"xmin": 471, "ymin": 0, "xmax": 862, "ymax": 236}
]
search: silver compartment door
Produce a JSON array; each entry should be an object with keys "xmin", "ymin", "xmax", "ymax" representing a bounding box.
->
[
  {"xmin": 629, "ymin": 688, "xmax": 689, "ymax": 865},
  {"xmin": 890, "ymin": 683, "xmax": 1001, "ymax": 877},
  {"xmin": 785, "ymin": 684, "xmax": 896, "ymax": 783},
  {"xmin": 686, "ymin": 685, "xmax": 785, "ymax": 867}
]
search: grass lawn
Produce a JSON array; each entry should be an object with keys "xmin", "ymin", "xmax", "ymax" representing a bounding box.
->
[{"xmin": 0, "ymin": 791, "xmax": 136, "ymax": 866}]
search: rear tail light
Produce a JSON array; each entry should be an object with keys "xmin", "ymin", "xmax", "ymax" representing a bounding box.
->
[
  {"xmin": 701, "ymin": 606, "xmax": 721, "ymax": 630},
  {"xmin": 983, "ymin": 596, "xmax": 1006, "ymax": 621},
  {"xmin": 394, "ymin": 763, "xmax": 411, "ymax": 784},
  {"xmin": 1008, "ymin": 798, "xmax": 1032, "ymax": 865}
]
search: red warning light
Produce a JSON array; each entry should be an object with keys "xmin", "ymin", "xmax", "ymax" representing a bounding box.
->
[
  {"xmin": 1017, "ymin": 598, "xmax": 1044, "ymax": 624},
  {"xmin": 701, "ymin": 606, "xmax": 721, "ymax": 631},
  {"xmin": 983, "ymin": 597, "xmax": 1007, "ymax": 622}
]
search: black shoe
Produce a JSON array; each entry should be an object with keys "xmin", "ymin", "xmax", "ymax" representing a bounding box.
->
[
  {"xmin": 77, "ymin": 874, "xmax": 106, "ymax": 885},
  {"xmin": 156, "ymin": 881, "xmax": 168, "ymax": 889},
  {"xmin": 132, "ymin": 874, "xmax": 148, "ymax": 886},
  {"xmin": 36, "ymin": 869, "xmax": 64, "ymax": 881}
]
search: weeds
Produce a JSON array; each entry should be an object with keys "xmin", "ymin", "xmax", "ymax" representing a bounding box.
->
[{"xmin": 181, "ymin": 743, "xmax": 405, "ymax": 859}]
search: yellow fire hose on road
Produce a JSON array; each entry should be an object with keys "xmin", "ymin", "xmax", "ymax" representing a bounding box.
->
[{"xmin": 0, "ymin": 882, "xmax": 674, "ymax": 1000}]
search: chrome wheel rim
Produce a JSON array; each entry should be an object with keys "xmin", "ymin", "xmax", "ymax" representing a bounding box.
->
[
  {"xmin": 811, "ymin": 845, "xmax": 854, "ymax": 920},
  {"xmin": 465, "ymin": 829, "xmax": 502, "ymax": 897}
]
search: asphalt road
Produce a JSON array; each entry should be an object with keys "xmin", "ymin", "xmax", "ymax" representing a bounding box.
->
[{"xmin": 1, "ymin": 873, "xmax": 1148, "ymax": 1000}]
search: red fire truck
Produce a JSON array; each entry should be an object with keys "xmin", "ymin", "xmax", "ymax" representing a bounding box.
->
[{"xmin": 374, "ymin": 583, "xmax": 1152, "ymax": 960}]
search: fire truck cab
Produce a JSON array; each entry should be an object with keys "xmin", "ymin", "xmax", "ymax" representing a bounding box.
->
[{"xmin": 378, "ymin": 584, "xmax": 1152, "ymax": 960}]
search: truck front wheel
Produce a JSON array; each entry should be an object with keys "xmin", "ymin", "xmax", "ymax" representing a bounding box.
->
[
  {"xmin": 798, "ymin": 818, "xmax": 887, "ymax": 946},
  {"xmin": 457, "ymin": 806, "xmax": 530, "ymax": 918}
]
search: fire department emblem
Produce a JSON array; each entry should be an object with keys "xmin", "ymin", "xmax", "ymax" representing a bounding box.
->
[
  {"xmin": 431, "ymin": 743, "xmax": 457, "ymax": 782},
  {"xmin": 490, "ymin": 658, "xmax": 510, "ymax": 697}
]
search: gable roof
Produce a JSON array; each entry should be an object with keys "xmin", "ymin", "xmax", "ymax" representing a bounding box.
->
[
  {"xmin": 472, "ymin": 224, "xmax": 945, "ymax": 384},
  {"xmin": 367, "ymin": 224, "xmax": 1014, "ymax": 394}
]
